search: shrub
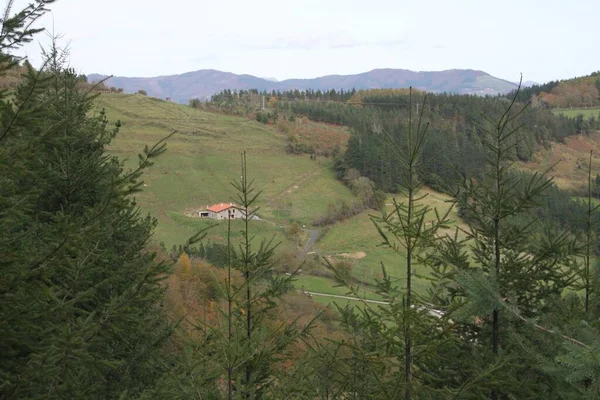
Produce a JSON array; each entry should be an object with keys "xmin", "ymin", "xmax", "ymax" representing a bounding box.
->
[
  {"xmin": 277, "ymin": 118, "xmax": 292, "ymax": 134},
  {"xmin": 312, "ymin": 200, "xmax": 365, "ymax": 226},
  {"xmin": 286, "ymin": 222, "xmax": 302, "ymax": 239},
  {"xmin": 334, "ymin": 261, "xmax": 353, "ymax": 283},
  {"xmin": 138, "ymin": 89, "xmax": 148, "ymax": 95}
]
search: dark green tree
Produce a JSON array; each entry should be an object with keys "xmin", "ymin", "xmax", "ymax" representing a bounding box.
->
[
  {"xmin": 0, "ymin": 6, "xmax": 201, "ymax": 397},
  {"xmin": 439, "ymin": 83, "xmax": 575, "ymax": 398},
  {"xmin": 318, "ymin": 90, "xmax": 464, "ymax": 399}
]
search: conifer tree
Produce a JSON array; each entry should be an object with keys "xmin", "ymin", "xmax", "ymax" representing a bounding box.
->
[
  {"xmin": 439, "ymin": 81, "xmax": 574, "ymax": 398},
  {"xmin": 370, "ymin": 89, "xmax": 451, "ymax": 399},
  {"xmin": 0, "ymin": 4, "xmax": 200, "ymax": 397},
  {"xmin": 322, "ymin": 89, "xmax": 462, "ymax": 399},
  {"xmin": 539, "ymin": 151, "xmax": 600, "ymax": 398},
  {"xmin": 178, "ymin": 153, "xmax": 314, "ymax": 398}
]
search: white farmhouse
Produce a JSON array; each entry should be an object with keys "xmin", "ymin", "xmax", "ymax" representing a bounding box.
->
[{"xmin": 199, "ymin": 203, "xmax": 245, "ymax": 220}]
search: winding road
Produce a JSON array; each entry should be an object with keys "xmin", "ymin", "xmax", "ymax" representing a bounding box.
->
[{"xmin": 300, "ymin": 291, "xmax": 389, "ymax": 305}]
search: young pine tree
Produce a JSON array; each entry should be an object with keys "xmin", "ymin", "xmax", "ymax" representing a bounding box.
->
[
  {"xmin": 323, "ymin": 89, "xmax": 461, "ymax": 399},
  {"xmin": 439, "ymin": 82, "xmax": 574, "ymax": 398},
  {"xmin": 176, "ymin": 153, "xmax": 315, "ymax": 399}
]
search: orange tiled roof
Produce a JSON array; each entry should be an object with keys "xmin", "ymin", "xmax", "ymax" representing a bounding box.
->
[{"xmin": 208, "ymin": 203, "xmax": 233, "ymax": 213}]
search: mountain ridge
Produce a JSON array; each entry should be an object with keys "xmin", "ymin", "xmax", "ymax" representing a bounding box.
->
[{"xmin": 88, "ymin": 68, "xmax": 518, "ymax": 103}]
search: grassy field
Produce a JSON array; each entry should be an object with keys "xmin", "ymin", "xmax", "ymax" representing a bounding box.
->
[
  {"xmin": 98, "ymin": 93, "xmax": 465, "ymax": 300},
  {"xmin": 553, "ymin": 107, "xmax": 600, "ymax": 119},
  {"xmin": 97, "ymin": 93, "xmax": 354, "ymax": 245},
  {"xmin": 314, "ymin": 187, "xmax": 464, "ymax": 292}
]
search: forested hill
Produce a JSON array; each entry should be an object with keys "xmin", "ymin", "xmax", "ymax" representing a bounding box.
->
[
  {"xmin": 201, "ymin": 88, "xmax": 595, "ymax": 193},
  {"xmin": 507, "ymin": 70, "xmax": 600, "ymax": 108},
  {"xmin": 317, "ymin": 92, "xmax": 590, "ymax": 193},
  {"xmin": 88, "ymin": 68, "xmax": 517, "ymax": 102}
]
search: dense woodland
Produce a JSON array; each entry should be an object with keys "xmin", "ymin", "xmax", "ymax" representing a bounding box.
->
[{"xmin": 3, "ymin": 2, "xmax": 600, "ymax": 399}]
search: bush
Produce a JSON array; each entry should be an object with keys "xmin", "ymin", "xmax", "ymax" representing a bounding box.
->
[
  {"xmin": 190, "ymin": 98, "xmax": 202, "ymax": 108},
  {"xmin": 138, "ymin": 89, "xmax": 148, "ymax": 95},
  {"xmin": 277, "ymin": 118, "xmax": 292, "ymax": 134},
  {"xmin": 312, "ymin": 200, "xmax": 365, "ymax": 226},
  {"xmin": 275, "ymin": 243, "xmax": 300, "ymax": 273},
  {"xmin": 286, "ymin": 222, "xmax": 302, "ymax": 239},
  {"xmin": 334, "ymin": 261, "xmax": 353, "ymax": 283}
]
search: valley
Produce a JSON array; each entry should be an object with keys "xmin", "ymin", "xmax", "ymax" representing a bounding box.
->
[
  {"xmin": 99, "ymin": 90, "xmax": 600, "ymax": 305},
  {"xmin": 99, "ymin": 93, "xmax": 415, "ymax": 302}
]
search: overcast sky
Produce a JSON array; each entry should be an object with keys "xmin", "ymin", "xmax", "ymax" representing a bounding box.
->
[{"xmin": 14, "ymin": 0, "xmax": 600, "ymax": 83}]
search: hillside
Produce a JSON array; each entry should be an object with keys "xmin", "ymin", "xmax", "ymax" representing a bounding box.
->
[
  {"xmin": 96, "ymin": 93, "xmax": 391, "ymax": 300},
  {"xmin": 97, "ymin": 93, "xmax": 473, "ymax": 302},
  {"xmin": 89, "ymin": 68, "xmax": 518, "ymax": 103},
  {"xmin": 97, "ymin": 91, "xmax": 600, "ymax": 302},
  {"xmin": 520, "ymin": 131, "xmax": 600, "ymax": 193},
  {"xmin": 98, "ymin": 93, "xmax": 353, "ymax": 241},
  {"xmin": 509, "ymin": 70, "xmax": 600, "ymax": 108}
]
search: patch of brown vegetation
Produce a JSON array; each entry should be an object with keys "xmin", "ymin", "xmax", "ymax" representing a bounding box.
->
[
  {"xmin": 518, "ymin": 132, "xmax": 600, "ymax": 193},
  {"xmin": 163, "ymin": 254, "xmax": 345, "ymax": 359},
  {"xmin": 337, "ymin": 251, "xmax": 367, "ymax": 260},
  {"xmin": 293, "ymin": 118, "xmax": 350, "ymax": 155},
  {"xmin": 0, "ymin": 63, "xmax": 26, "ymax": 91}
]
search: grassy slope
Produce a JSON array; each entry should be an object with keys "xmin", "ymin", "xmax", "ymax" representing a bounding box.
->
[
  {"xmin": 98, "ymin": 93, "xmax": 353, "ymax": 245},
  {"xmin": 553, "ymin": 107, "xmax": 600, "ymax": 119},
  {"xmin": 97, "ymin": 94, "xmax": 376, "ymax": 302},
  {"xmin": 316, "ymin": 187, "xmax": 464, "ymax": 293}
]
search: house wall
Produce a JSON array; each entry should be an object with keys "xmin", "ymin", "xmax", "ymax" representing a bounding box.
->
[{"xmin": 209, "ymin": 207, "xmax": 245, "ymax": 220}]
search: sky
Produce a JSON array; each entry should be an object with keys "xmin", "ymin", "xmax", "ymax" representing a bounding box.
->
[{"xmin": 14, "ymin": 0, "xmax": 600, "ymax": 83}]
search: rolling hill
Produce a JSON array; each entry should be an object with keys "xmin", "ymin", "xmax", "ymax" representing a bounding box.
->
[
  {"xmin": 97, "ymin": 92, "xmax": 464, "ymax": 300},
  {"xmin": 89, "ymin": 68, "xmax": 518, "ymax": 103},
  {"xmin": 97, "ymin": 93, "xmax": 354, "ymax": 244}
]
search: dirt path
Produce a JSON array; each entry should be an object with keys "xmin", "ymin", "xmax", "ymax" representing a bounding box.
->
[
  {"xmin": 297, "ymin": 229, "xmax": 319, "ymax": 261},
  {"xmin": 301, "ymin": 291, "xmax": 389, "ymax": 305}
]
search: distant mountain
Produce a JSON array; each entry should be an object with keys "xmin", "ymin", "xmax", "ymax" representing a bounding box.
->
[
  {"xmin": 514, "ymin": 80, "xmax": 539, "ymax": 88},
  {"xmin": 88, "ymin": 68, "xmax": 518, "ymax": 103}
]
